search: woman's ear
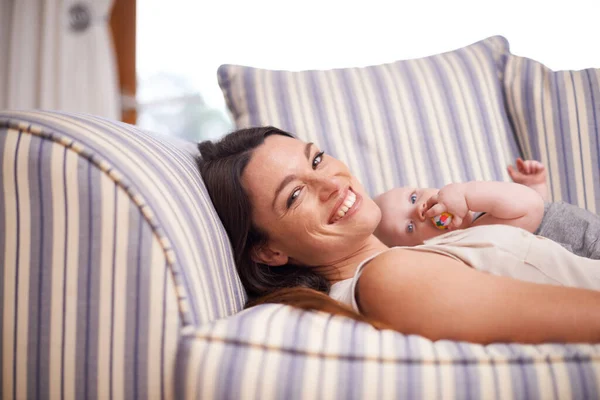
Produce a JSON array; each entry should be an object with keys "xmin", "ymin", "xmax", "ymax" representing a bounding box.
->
[{"xmin": 251, "ymin": 243, "xmax": 289, "ymax": 266}]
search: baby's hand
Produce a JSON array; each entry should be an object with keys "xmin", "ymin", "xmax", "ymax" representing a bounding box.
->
[
  {"xmin": 507, "ymin": 158, "xmax": 547, "ymax": 186},
  {"xmin": 424, "ymin": 183, "xmax": 470, "ymax": 229}
]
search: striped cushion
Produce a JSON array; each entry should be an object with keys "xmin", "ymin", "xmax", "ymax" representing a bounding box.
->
[
  {"xmin": 504, "ymin": 56, "xmax": 600, "ymax": 212},
  {"xmin": 176, "ymin": 304, "xmax": 600, "ymax": 399},
  {"xmin": 0, "ymin": 110, "xmax": 244, "ymax": 398},
  {"xmin": 218, "ymin": 36, "xmax": 521, "ymax": 196}
]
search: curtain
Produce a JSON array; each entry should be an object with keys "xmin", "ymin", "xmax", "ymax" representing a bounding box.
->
[{"xmin": 0, "ymin": 0, "xmax": 120, "ymax": 119}]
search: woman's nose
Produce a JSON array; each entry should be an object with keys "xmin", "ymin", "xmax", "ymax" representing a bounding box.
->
[
  {"xmin": 414, "ymin": 202, "xmax": 427, "ymax": 221},
  {"xmin": 315, "ymin": 176, "xmax": 341, "ymax": 202}
]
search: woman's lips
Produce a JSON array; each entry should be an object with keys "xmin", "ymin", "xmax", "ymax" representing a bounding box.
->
[{"xmin": 329, "ymin": 188, "xmax": 360, "ymax": 224}]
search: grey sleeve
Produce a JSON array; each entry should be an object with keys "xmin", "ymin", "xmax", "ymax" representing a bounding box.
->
[{"xmin": 535, "ymin": 202, "xmax": 600, "ymax": 260}]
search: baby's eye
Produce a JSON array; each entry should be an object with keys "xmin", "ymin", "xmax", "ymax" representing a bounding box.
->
[
  {"xmin": 410, "ymin": 193, "xmax": 417, "ymax": 204},
  {"xmin": 406, "ymin": 222, "xmax": 414, "ymax": 233}
]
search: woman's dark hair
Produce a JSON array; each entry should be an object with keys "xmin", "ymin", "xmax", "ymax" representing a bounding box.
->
[{"xmin": 197, "ymin": 127, "xmax": 330, "ymax": 300}]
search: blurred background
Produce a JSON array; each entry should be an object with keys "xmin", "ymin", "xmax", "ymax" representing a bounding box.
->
[{"xmin": 2, "ymin": 0, "xmax": 600, "ymax": 141}]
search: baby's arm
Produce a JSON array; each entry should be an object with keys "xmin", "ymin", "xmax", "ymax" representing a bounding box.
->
[{"xmin": 425, "ymin": 181, "xmax": 545, "ymax": 233}]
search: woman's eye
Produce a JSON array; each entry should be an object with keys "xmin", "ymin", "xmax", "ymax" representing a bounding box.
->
[
  {"xmin": 312, "ymin": 151, "xmax": 325, "ymax": 169},
  {"xmin": 406, "ymin": 222, "xmax": 414, "ymax": 233},
  {"xmin": 287, "ymin": 187, "xmax": 302, "ymax": 208},
  {"xmin": 410, "ymin": 193, "xmax": 417, "ymax": 204}
]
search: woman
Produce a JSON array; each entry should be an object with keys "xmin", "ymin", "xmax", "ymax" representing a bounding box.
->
[{"xmin": 197, "ymin": 126, "xmax": 600, "ymax": 344}]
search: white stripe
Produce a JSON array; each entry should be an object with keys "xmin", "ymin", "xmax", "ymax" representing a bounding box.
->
[
  {"xmin": 432, "ymin": 341, "xmax": 456, "ymax": 399},
  {"xmin": 14, "ymin": 133, "xmax": 31, "ymax": 398},
  {"xmin": 146, "ymin": 237, "xmax": 167, "ymax": 398},
  {"xmin": 379, "ymin": 330, "xmax": 397, "ymax": 398},
  {"xmin": 96, "ymin": 172, "xmax": 115, "ymax": 399},
  {"xmin": 2, "ymin": 129, "xmax": 19, "ymax": 400},
  {"xmin": 110, "ymin": 189, "xmax": 130, "ymax": 399},
  {"xmin": 63, "ymin": 148, "xmax": 80, "ymax": 400},
  {"xmin": 49, "ymin": 142, "xmax": 67, "ymax": 400}
]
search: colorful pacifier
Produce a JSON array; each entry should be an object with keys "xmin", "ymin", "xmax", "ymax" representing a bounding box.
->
[{"xmin": 431, "ymin": 212, "xmax": 453, "ymax": 230}]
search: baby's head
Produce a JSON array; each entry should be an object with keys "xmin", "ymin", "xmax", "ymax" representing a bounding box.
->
[{"xmin": 374, "ymin": 187, "xmax": 446, "ymax": 247}]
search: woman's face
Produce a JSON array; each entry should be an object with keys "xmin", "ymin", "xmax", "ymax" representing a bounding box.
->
[{"xmin": 242, "ymin": 135, "xmax": 382, "ymax": 266}]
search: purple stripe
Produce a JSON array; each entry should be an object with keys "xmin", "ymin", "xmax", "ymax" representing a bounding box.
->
[
  {"xmin": 523, "ymin": 59, "xmax": 541, "ymax": 159},
  {"xmin": 585, "ymin": 69, "xmax": 600, "ymax": 211},
  {"xmin": 12, "ymin": 131, "xmax": 22, "ymax": 400},
  {"xmin": 539, "ymin": 74, "xmax": 556, "ymax": 199},
  {"xmin": 553, "ymin": 73, "xmax": 575, "ymax": 202},
  {"xmin": 506, "ymin": 343, "xmax": 535, "ymax": 398},
  {"xmin": 0, "ymin": 130, "xmax": 5, "ymax": 395},
  {"xmin": 26, "ymin": 136, "xmax": 43, "ymax": 400},
  {"xmin": 453, "ymin": 342, "xmax": 475, "ymax": 400}
]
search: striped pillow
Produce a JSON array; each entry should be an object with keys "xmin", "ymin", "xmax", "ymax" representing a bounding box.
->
[
  {"xmin": 504, "ymin": 56, "xmax": 600, "ymax": 212},
  {"xmin": 218, "ymin": 36, "xmax": 521, "ymax": 196}
]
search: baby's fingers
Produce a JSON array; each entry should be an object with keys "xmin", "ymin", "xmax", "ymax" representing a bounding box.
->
[
  {"xmin": 425, "ymin": 203, "xmax": 446, "ymax": 219},
  {"xmin": 450, "ymin": 215, "xmax": 463, "ymax": 229}
]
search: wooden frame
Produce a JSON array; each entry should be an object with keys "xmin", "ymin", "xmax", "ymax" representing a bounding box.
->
[{"xmin": 110, "ymin": 0, "xmax": 136, "ymax": 124}]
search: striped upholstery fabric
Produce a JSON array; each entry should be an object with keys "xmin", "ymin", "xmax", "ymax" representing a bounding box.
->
[
  {"xmin": 218, "ymin": 36, "xmax": 522, "ymax": 196},
  {"xmin": 176, "ymin": 304, "xmax": 600, "ymax": 399},
  {"xmin": 0, "ymin": 110, "xmax": 244, "ymax": 399},
  {"xmin": 504, "ymin": 55, "xmax": 600, "ymax": 212}
]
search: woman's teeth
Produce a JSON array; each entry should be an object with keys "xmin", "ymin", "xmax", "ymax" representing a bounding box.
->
[{"xmin": 333, "ymin": 191, "xmax": 356, "ymax": 222}]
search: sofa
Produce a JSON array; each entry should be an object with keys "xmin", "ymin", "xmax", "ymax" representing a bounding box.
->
[{"xmin": 2, "ymin": 36, "xmax": 600, "ymax": 399}]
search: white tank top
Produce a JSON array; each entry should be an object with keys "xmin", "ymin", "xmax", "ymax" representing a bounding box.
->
[{"xmin": 329, "ymin": 225, "xmax": 600, "ymax": 312}]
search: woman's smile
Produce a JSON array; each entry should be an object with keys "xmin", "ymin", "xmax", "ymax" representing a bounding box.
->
[{"xmin": 329, "ymin": 187, "xmax": 362, "ymax": 224}]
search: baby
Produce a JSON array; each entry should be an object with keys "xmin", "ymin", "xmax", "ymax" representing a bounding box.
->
[{"xmin": 375, "ymin": 158, "xmax": 600, "ymax": 259}]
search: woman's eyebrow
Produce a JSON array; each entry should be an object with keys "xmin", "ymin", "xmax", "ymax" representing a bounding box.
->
[{"xmin": 271, "ymin": 142, "xmax": 315, "ymax": 210}]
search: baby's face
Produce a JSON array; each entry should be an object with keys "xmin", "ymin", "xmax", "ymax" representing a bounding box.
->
[{"xmin": 374, "ymin": 187, "xmax": 445, "ymax": 247}]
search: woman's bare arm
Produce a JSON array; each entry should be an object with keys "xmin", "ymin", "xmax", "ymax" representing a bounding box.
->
[{"xmin": 357, "ymin": 249, "xmax": 600, "ymax": 344}]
